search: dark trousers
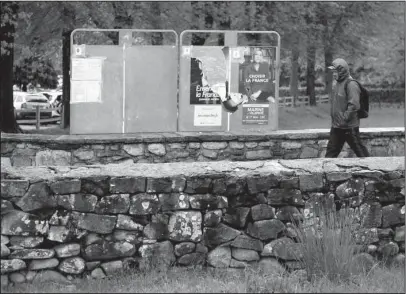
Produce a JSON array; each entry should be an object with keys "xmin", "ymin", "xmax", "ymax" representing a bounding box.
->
[{"xmin": 325, "ymin": 127, "xmax": 370, "ymax": 158}]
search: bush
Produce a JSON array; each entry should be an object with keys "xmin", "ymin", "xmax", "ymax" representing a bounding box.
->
[
  {"xmin": 367, "ymin": 88, "xmax": 405, "ymax": 104},
  {"xmin": 292, "ymin": 207, "xmax": 365, "ymax": 283},
  {"xmin": 279, "ymin": 87, "xmax": 326, "ymax": 97}
]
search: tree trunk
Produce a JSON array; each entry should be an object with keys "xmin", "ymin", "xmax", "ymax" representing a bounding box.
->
[
  {"xmin": 306, "ymin": 44, "xmax": 316, "ymax": 106},
  {"xmin": 290, "ymin": 45, "xmax": 300, "ymax": 107},
  {"xmin": 0, "ymin": 2, "xmax": 22, "ymax": 133},
  {"xmin": 321, "ymin": 13, "xmax": 334, "ymax": 95},
  {"xmin": 324, "ymin": 48, "xmax": 333, "ymax": 95},
  {"xmin": 61, "ymin": 29, "xmax": 72, "ymax": 129}
]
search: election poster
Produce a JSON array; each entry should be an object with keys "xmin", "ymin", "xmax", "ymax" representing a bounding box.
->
[
  {"xmin": 228, "ymin": 46, "xmax": 276, "ymax": 124},
  {"xmin": 187, "ymin": 46, "xmax": 228, "ymax": 105}
]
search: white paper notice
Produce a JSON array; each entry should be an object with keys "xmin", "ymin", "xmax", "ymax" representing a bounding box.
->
[
  {"xmin": 71, "ymin": 81, "xmax": 102, "ymax": 103},
  {"xmin": 194, "ymin": 105, "xmax": 222, "ymax": 126},
  {"xmin": 71, "ymin": 58, "xmax": 104, "ymax": 81}
]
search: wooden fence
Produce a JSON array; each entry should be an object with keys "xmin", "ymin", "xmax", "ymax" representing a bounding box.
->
[
  {"xmin": 16, "ymin": 106, "xmax": 61, "ymax": 130},
  {"xmin": 278, "ymin": 95, "xmax": 330, "ymax": 107}
]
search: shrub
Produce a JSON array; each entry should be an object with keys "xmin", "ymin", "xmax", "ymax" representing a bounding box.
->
[{"xmin": 292, "ymin": 207, "xmax": 362, "ymax": 283}]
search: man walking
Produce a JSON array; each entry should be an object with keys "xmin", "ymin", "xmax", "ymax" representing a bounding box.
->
[{"xmin": 325, "ymin": 58, "xmax": 370, "ymax": 158}]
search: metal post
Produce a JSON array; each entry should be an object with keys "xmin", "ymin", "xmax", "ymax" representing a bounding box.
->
[{"xmin": 36, "ymin": 106, "xmax": 40, "ymax": 130}]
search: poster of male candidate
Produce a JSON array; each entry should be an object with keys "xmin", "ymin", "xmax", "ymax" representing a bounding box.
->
[
  {"xmin": 189, "ymin": 47, "xmax": 228, "ymax": 105},
  {"xmin": 230, "ymin": 46, "xmax": 276, "ymax": 124}
]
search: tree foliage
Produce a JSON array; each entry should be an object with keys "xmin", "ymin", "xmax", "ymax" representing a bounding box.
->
[{"xmin": 1, "ymin": 1, "xmax": 404, "ymax": 132}]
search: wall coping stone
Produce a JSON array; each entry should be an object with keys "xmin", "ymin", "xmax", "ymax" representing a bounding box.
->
[
  {"xmin": 1, "ymin": 157, "xmax": 404, "ymax": 182},
  {"xmin": 1, "ymin": 128, "xmax": 404, "ymax": 145}
]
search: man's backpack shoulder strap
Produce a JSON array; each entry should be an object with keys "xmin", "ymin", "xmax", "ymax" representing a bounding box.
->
[{"xmin": 344, "ymin": 78, "xmax": 361, "ymax": 96}]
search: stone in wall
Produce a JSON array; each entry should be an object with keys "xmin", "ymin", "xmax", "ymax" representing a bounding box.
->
[
  {"xmin": 57, "ymin": 194, "xmax": 98, "ymax": 212},
  {"xmin": 1, "ymin": 210, "xmax": 48, "ymax": 236},
  {"xmin": 35, "ymin": 150, "xmax": 71, "ymax": 166},
  {"xmin": 204, "ymin": 210, "xmax": 222, "ymax": 227},
  {"xmin": 146, "ymin": 178, "xmax": 174, "ymax": 193},
  {"xmin": 360, "ymin": 202, "xmax": 382, "ymax": 228},
  {"xmin": 246, "ymin": 219, "xmax": 285, "ymax": 241},
  {"xmin": 76, "ymin": 213, "xmax": 117, "ymax": 234},
  {"xmin": 251, "ymin": 204, "xmax": 275, "ymax": 221},
  {"xmin": 230, "ymin": 234, "xmax": 263, "ymax": 252},
  {"xmin": 9, "ymin": 236, "xmax": 44, "ymax": 248},
  {"xmin": 9, "ymin": 249, "xmax": 55, "ymax": 259},
  {"xmin": 54, "ymin": 243, "xmax": 81, "ymax": 258},
  {"xmin": 204, "ymin": 223, "xmax": 241, "ymax": 247},
  {"xmin": 115, "ymin": 214, "xmax": 144, "ymax": 231},
  {"xmin": 299, "ymin": 174, "xmax": 324, "ymax": 192},
  {"xmin": 143, "ymin": 223, "xmax": 168, "ymax": 241},
  {"xmin": 1, "ymin": 244, "xmax": 10, "ymax": 258},
  {"xmin": 262, "ymin": 237, "xmax": 303, "ymax": 260},
  {"xmin": 58, "ymin": 257, "xmax": 86, "ymax": 274},
  {"xmin": 29, "ymin": 258, "xmax": 59, "ymax": 270},
  {"xmin": 47, "ymin": 226, "xmax": 73, "ymax": 243},
  {"xmin": 267, "ymin": 189, "xmax": 304, "ymax": 206},
  {"xmin": 336, "ymin": 178, "xmax": 365, "ymax": 199},
  {"xmin": 83, "ymin": 240, "xmax": 136, "ymax": 261},
  {"xmin": 177, "ymin": 252, "xmax": 205, "ymax": 266},
  {"xmin": 189, "ymin": 195, "xmax": 227, "ymax": 210},
  {"xmin": 1, "ymin": 180, "xmax": 29, "ymax": 198},
  {"xmin": 246, "ymin": 175, "xmax": 279, "ymax": 195},
  {"xmin": 207, "ymin": 246, "xmax": 231, "ymax": 268},
  {"xmin": 168, "ymin": 211, "xmax": 202, "ymax": 242},
  {"xmin": 1, "ymin": 200, "xmax": 14, "ymax": 215},
  {"xmin": 139, "ymin": 241, "xmax": 175, "ymax": 269},
  {"xmin": 174, "ymin": 242, "xmax": 196, "ymax": 257},
  {"xmin": 129, "ymin": 194, "xmax": 160, "ymax": 215},
  {"xmin": 184, "ymin": 178, "xmax": 213, "ymax": 194},
  {"xmin": 223, "ymin": 207, "xmax": 250, "ymax": 229},
  {"xmin": 394, "ymin": 226, "xmax": 405, "ymax": 242},
  {"xmin": 231, "ymin": 248, "xmax": 259, "ymax": 262},
  {"xmin": 224, "ymin": 177, "xmax": 246, "ymax": 196},
  {"xmin": 109, "ymin": 177, "xmax": 146, "ymax": 194},
  {"xmin": 382, "ymin": 204, "xmax": 405, "ymax": 228},
  {"xmin": 1, "ymin": 259, "xmax": 26, "ymax": 274},
  {"xmin": 159, "ymin": 193, "xmax": 189, "ymax": 211},
  {"xmin": 275, "ymin": 206, "xmax": 303, "ymax": 222},
  {"xmin": 50, "ymin": 179, "xmax": 81, "ymax": 195},
  {"xmin": 94, "ymin": 194, "xmax": 130, "ymax": 214},
  {"xmin": 101, "ymin": 260, "xmax": 123, "ymax": 276},
  {"xmin": 81, "ymin": 177, "xmax": 110, "ymax": 197},
  {"xmin": 16, "ymin": 182, "xmax": 56, "ymax": 212}
]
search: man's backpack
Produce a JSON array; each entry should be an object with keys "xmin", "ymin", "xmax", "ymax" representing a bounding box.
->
[{"xmin": 345, "ymin": 79, "xmax": 369, "ymax": 119}]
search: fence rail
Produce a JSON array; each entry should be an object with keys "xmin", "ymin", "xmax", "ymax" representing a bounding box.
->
[
  {"xmin": 16, "ymin": 106, "xmax": 61, "ymax": 130},
  {"xmin": 278, "ymin": 95, "xmax": 330, "ymax": 107}
]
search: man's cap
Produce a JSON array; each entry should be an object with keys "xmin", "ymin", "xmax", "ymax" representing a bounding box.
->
[{"xmin": 327, "ymin": 58, "xmax": 348, "ymax": 70}]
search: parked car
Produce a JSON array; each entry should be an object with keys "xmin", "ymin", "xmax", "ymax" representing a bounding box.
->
[
  {"xmin": 13, "ymin": 92, "xmax": 52, "ymax": 119},
  {"xmin": 38, "ymin": 91, "xmax": 63, "ymax": 116}
]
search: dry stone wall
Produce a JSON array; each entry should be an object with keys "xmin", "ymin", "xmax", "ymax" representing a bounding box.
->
[
  {"xmin": 1, "ymin": 128, "xmax": 404, "ymax": 167},
  {"xmin": 1, "ymin": 157, "xmax": 405, "ymax": 285}
]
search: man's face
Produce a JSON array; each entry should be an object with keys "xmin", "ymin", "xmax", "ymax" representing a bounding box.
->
[
  {"xmin": 253, "ymin": 51, "xmax": 263, "ymax": 63},
  {"xmin": 332, "ymin": 69, "xmax": 339, "ymax": 81}
]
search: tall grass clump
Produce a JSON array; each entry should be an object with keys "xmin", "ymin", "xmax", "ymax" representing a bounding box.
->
[{"xmin": 292, "ymin": 206, "xmax": 361, "ymax": 283}]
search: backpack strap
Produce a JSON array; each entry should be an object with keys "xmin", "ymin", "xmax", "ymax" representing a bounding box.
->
[{"xmin": 344, "ymin": 78, "xmax": 359, "ymax": 97}]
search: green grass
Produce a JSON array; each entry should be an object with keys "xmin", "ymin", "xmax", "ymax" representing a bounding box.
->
[
  {"xmin": 2, "ymin": 263, "xmax": 404, "ymax": 293},
  {"xmin": 19, "ymin": 104, "xmax": 404, "ymax": 135},
  {"xmin": 278, "ymin": 103, "xmax": 404, "ymax": 130}
]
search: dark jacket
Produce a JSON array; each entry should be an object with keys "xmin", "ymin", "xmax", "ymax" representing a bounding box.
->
[{"xmin": 330, "ymin": 59, "xmax": 360, "ymax": 128}]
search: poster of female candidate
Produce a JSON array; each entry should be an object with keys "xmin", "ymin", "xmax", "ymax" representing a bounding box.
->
[
  {"xmin": 239, "ymin": 47, "xmax": 276, "ymax": 104},
  {"xmin": 228, "ymin": 46, "xmax": 276, "ymax": 125}
]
